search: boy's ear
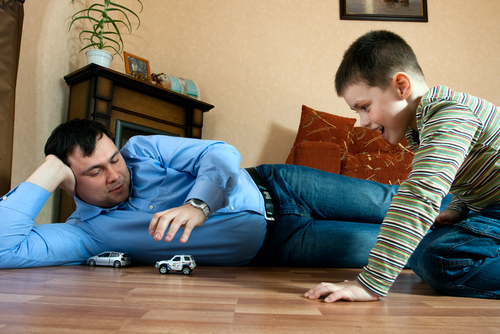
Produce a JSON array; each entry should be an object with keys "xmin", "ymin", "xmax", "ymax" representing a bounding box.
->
[{"xmin": 393, "ymin": 72, "xmax": 412, "ymax": 100}]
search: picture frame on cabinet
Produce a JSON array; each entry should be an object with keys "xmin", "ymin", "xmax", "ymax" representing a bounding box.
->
[{"xmin": 124, "ymin": 51, "xmax": 151, "ymax": 77}]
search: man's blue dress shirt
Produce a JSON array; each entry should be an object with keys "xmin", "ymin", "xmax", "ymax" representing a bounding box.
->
[{"xmin": 0, "ymin": 136, "xmax": 267, "ymax": 268}]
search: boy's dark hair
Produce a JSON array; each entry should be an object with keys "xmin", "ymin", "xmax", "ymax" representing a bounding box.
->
[
  {"xmin": 44, "ymin": 119, "xmax": 115, "ymax": 165},
  {"xmin": 335, "ymin": 30, "xmax": 424, "ymax": 96}
]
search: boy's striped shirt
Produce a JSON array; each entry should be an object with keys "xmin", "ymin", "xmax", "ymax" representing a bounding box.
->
[{"xmin": 358, "ymin": 86, "xmax": 500, "ymax": 296}]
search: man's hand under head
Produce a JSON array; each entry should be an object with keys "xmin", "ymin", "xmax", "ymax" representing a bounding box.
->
[
  {"xmin": 304, "ymin": 280, "xmax": 380, "ymax": 303},
  {"xmin": 26, "ymin": 155, "xmax": 76, "ymax": 196},
  {"xmin": 149, "ymin": 203, "xmax": 206, "ymax": 243}
]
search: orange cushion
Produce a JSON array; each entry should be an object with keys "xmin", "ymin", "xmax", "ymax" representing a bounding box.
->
[
  {"xmin": 292, "ymin": 141, "xmax": 341, "ymax": 174},
  {"xmin": 286, "ymin": 106, "xmax": 413, "ymax": 184},
  {"xmin": 293, "ymin": 105, "xmax": 357, "ymax": 148},
  {"xmin": 346, "ymin": 127, "xmax": 408, "ymax": 154},
  {"xmin": 342, "ymin": 152, "xmax": 413, "ymax": 184},
  {"xmin": 285, "ymin": 146, "xmax": 296, "ymax": 165},
  {"xmin": 341, "ymin": 127, "xmax": 414, "ymax": 184}
]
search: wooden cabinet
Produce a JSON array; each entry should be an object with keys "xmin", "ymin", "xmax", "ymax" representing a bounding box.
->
[{"xmin": 58, "ymin": 64, "xmax": 214, "ymax": 222}]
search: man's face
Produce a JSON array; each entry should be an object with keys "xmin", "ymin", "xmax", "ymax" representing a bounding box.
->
[
  {"xmin": 67, "ymin": 135, "xmax": 130, "ymax": 208},
  {"xmin": 343, "ymin": 82, "xmax": 412, "ymax": 145}
]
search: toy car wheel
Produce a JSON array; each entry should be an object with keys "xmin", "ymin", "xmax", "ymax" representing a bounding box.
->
[
  {"xmin": 159, "ymin": 265, "xmax": 169, "ymax": 274},
  {"xmin": 88, "ymin": 259, "xmax": 96, "ymax": 267},
  {"xmin": 182, "ymin": 266, "xmax": 192, "ymax": 275},
  {"xmin": 113, "ymin": 261, "xmax": 121, "ymax": 268}
]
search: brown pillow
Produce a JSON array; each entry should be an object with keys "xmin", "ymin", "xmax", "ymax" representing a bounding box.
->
[
  {"xmin": 293, "ymin": 105, "xmax": 357, "ymax": 148},
  {"xmin": 347, "ymin": 127, "xmax": 406, "ymax": 154},
  {"xmin": 292, "ymin": 141, "xmax": 342, "ymax": 174},
  {"xmin": 341, "ymin": 127, "xmax": 414, "ymax": 184}
]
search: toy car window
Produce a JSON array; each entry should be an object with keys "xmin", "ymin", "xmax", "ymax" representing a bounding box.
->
[
  {"xmin": 111, "ymin": 253, "xmax": 119, "ymax": 257},
  {"xmin": 123, "ymin": 253, "xmax": 130, "ymax": 257},
  {"xmin": 173, "ymin": 256, "xmax": 181, "ymax": 261},
  {"xmin": 99, "ymin": 252, "xmax": 111, "ymax": 257},
  {"xmin": 183, "ymin": 256, "xmax": 190, "ymax": 261}
]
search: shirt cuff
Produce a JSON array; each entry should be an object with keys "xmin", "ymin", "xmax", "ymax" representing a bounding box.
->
[
  {"xmin": 356, "ymin": 270, "xmax": 391, "ymax": 297},
  {"xmin": 0, "ymin": 182, "xmax": 51, "ymax": 219},
  {"xmin": 185, "ymin": 180, "xmax": 225, "ymax": 213},
  {"xmin": 446, "ymin": 201, "xmax": 469, "ymax": 218}
]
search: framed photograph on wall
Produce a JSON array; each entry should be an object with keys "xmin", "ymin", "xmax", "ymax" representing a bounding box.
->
[
  {"xmin": 124, "ymin": 51, "xmax": 151, "ymax": 77},
  {"xmin": 340, "ymin": 0, "xmax": 428, "ymax": 22}
]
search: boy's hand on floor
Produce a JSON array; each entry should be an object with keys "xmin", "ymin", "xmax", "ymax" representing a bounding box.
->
[{"xmin": 304, "ymin": 280, "xmax": 380, "ymax": 303}]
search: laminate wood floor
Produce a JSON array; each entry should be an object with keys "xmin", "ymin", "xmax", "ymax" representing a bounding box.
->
[{"xmin": 0, "ymin": 265, "xmax": 498, "ymax": 333}]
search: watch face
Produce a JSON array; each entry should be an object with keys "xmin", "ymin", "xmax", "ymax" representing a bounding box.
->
[
  {"xmin": 190, "ymin": 199, "xmax": 203, "ymax": 205},
  {"xmin": 187, "ymin": 199, "xmax": 210, "ymax": 219}
]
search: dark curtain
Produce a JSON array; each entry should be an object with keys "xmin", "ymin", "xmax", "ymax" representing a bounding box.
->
[{"xmin": 0, "ymin": 0, "xmax": 24, "ymax": 195}]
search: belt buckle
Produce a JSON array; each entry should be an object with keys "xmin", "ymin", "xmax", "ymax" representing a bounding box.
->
[{"xmin": 264, "ymin": 211, "xmax": 275, "ymax": 221}]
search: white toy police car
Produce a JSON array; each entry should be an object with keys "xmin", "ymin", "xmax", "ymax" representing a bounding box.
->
[{"xmin": 155, "ymin": 255, "xmax": 196, "ymax": 275}]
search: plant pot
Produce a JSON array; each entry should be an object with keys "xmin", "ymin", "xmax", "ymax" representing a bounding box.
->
[{"xmin": 86, "ymin": 49, "xmax": 113, "ymax": 68}]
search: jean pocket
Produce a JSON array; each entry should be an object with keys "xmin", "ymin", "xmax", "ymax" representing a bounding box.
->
[
  {"xmin": 457, "ymin": 215, "xmax": 500, "ymax": 241},
  {"xmin": 440, "ymin": 255, "xmax": 500, "ymax": 293},
  {"xmin": 440, "ymin": 257, "xmax": 478, "ymax": 285}
]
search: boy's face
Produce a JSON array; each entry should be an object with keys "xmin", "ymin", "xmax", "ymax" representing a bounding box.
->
[
  {"xmin": 67, "ymin": 135, "xmax": 131, "ymax": 208},
  {"xmin": 343, "ymin": 82, "xmax": 412, "ymax": 145}
]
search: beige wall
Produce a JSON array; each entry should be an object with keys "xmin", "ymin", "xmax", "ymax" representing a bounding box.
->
[{"xmin": 13, "ymin": 0, "xmax": 500, "ymax": 224}]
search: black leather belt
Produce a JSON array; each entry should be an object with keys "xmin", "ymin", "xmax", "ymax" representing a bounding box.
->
[{"xmin": 245, "ymin": 167, "xmax": 275, "ymax": 221}]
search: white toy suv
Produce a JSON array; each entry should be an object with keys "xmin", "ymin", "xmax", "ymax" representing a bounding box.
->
[{"xmin": 155, "ymin": 255, "xmax": 196, "ymax": 275}]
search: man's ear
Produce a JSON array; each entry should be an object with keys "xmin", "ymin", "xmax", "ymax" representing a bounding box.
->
[{"xmin": 393, "ymin": 72, "xmax": 412, "ymax": 100}]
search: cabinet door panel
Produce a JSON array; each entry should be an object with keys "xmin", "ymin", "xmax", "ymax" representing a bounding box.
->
[{"xmin": 112, "ymin": 86, "xmax": 186, "ymax": 126}]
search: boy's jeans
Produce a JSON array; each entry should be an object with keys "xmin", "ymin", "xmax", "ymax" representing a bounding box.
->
[
  {"xmin": 256, "ymin": 164, "xmax": 499, "ymax": 299},
  {"xmin": 409, "ymin": 207, "xmax": 500, "ymax": 299}
]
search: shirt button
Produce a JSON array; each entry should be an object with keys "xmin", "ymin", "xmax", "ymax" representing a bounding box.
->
[
  {"xmin": 230, "ymin": 206, "xmax": 235, "ymax": 210},
  {"xmin": 260, "ymin": 209, "xmax": 263, "ymax": 212},
  {"xmin": 106, "ymin": 210, "xmax": 110, "ymax": 213},
  {"xmin": 2, "ymin": 196, "xmax": 6, "ymax": 200},
  {"xmin": 150, "ymin": 205, "xmax": 154, "ymax": 210},
  {"xmin": 129, "ymin": 197, "xmax": 132, "ymax": 201}
]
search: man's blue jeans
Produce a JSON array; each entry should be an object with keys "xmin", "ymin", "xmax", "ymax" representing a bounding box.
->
[
  {"xmin": 255, "ymin": 164, "xmax": 398, "ymax": 267},
  {"xmin": 256, "ymin": 164, "xmax": 500, "ymax": 299}
]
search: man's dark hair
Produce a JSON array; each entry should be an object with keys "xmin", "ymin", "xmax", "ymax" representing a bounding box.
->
[
  {"xmin": 44, "ymin": 119, "xmax": 115, "ymax": 165},
  {"xmin": 335, "ymin": 30, "xmax": 424, "ymax": 97}
]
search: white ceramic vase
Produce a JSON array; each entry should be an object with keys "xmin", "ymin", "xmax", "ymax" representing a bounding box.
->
[{"xmin": 86, "ymin": 49, "xmax": 113, "ymax": 68}]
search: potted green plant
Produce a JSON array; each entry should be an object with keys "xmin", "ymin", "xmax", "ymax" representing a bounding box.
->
[{"xmin": 69, "ymin": 0, "xmax": 143, "ymax": 68}]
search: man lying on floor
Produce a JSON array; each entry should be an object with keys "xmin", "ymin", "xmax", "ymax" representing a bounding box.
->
[{"xmin": 0, "ymin": 118, "xmax": 450, "ymax": 270}]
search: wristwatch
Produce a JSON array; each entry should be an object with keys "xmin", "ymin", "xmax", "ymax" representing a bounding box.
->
[{"xmin": 185, "ymin": 199, "xmax": 211, "ymax": 220}]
